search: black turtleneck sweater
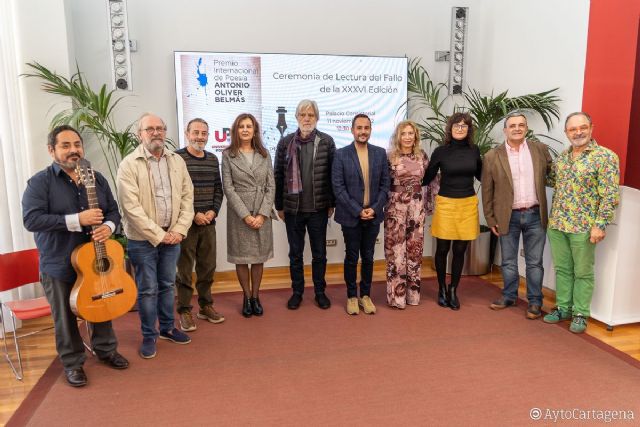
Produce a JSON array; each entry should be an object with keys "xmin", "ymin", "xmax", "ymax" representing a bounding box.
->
[{"xmin": 422, "ymin": 140, "xmax": 482, "ymax": 198}]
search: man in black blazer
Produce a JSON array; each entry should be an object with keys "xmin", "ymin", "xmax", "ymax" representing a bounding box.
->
[{"xmin": 332, "ymin": 114, "xmax": 390, "ymax": 315}]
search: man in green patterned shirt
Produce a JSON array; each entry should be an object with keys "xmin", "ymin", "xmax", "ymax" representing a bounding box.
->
[{"xmin": 543, "ymin": 112, "xmax": 620, "ymax": 333}]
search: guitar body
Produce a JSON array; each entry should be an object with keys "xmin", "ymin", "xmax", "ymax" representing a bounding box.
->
[{"xmin": 70, "ymin": 239, "xmax": 137, "ymax": 323}]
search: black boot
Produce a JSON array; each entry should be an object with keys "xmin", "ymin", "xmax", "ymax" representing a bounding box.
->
[
  {"xmin": 250, "ymin": 297, "xmax": 263, "ymax": 316},
  {"xmin": 448, "ymin": 285, "xmax": 460, "ymax": 310},
  {"xmin": 242, "ymin": 296, "xmax": 253, "ymax": 318},
  {"xmin": 437, "ymin": 283, "xmax": 449, "ymax": 307}
]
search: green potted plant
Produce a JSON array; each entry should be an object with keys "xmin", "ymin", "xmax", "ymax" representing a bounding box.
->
[
  {"xmin": 23, "ymin": 62, "xmax": 145, "ymax": 295},
  {"xmin": 406, "ymin": 58, "xmax": 562, "ymax": 275},
  {"xmin": 23, "ymin": 61, "xmax": 140, "ymax": 193}
]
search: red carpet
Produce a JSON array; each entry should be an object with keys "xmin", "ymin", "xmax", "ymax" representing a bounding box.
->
[{"xmin": 9, "ymin": 277, "xmax": 640, "ymax": 426}]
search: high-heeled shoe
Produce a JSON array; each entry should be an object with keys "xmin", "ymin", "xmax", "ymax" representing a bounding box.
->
[
  {"xmin": 448, "ymin": 285, "xmax": 460, "ymax": 311},
  {"xmin": 437, "ymin": 283, "xmax": 449, "ymax": 307},
  {"xmin": 242, "ymin": 296, "xmax": 253, "ymax": 318},
  {"xmin": 250, "ymin": 297, "xmax": 263, "ymax": 316}
]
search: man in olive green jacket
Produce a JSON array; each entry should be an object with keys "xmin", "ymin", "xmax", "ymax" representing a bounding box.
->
[{"xmin": 481, "ymin": 112, "xmax": 552, "ymax": 320}]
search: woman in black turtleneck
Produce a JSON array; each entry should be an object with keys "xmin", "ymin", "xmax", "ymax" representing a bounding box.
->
[{"xmin": 422, "ymin": 112, "xmax": 482, "ymax": 310}]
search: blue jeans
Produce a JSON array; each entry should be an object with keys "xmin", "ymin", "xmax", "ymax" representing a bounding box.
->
[
  {"xmin": 341, "ymin": 221, "xmax": 380, "ymax": 298},
  {"xmin": 499, "ymin": 207, "xmax": 545, "ymax": 306},
  {"xmin": 284, "ymin": 210, "xmax": 329, "ymax": 295},
  {"xmin": 127, "ymin": 240, "xmax": 180, "ymax": 338}
]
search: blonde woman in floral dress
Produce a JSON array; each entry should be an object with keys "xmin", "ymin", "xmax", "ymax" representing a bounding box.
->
[{"xmin": 384, "ymin": 121, "xmax": 434, "ymax": 309}]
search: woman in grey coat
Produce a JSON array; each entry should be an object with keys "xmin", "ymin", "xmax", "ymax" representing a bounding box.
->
[{"xmin": 222, "ymin": 113, "xmax": 275, "ymax": 317}]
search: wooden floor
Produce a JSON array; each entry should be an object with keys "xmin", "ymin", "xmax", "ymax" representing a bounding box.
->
[{"xmin": 1, "ymin": 260, "xmax": 639, "ymax": 425}]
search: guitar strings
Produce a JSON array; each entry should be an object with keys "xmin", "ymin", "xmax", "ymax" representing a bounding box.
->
[
  {"xmin": 81, "ymin": 163, "xmax": 109, "ymax": 301},
  {"xmin": 78, "ymin": 160, "xmax": 135, "ymax": 318}
]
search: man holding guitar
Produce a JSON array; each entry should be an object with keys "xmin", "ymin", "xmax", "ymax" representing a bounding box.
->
[{"xmin": 22, "ymin": 125, "xmax": 129, "ymax": 387}]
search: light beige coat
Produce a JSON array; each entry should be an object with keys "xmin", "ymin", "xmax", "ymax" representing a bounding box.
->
[{"xmin": 117, "ymin": 144, "xmax": 194, "ymax": 246}]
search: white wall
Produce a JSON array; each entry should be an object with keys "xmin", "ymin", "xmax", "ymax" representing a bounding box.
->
[
  {"xmin": 19, "ymin": 0, "xmax": 590, "ymax": 272},
  {"xmin": 15, "ymin": 0, "xmax": 75, "ymax": 173},
  {"xmin": 1, "ymin": 0, "xmax": 75, "ymax": 332}
]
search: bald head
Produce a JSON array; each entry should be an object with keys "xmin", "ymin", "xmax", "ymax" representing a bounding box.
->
[{"xmin": 137, "ymin": 113, "xmax": 167, "ymax": 157}]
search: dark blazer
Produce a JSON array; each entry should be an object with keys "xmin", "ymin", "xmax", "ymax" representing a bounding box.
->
[
  {"xmin": 332, "ymin": 142, "xmax": 390, "ymax": 227},
  {"xmin": 481, "ymin": 139, "xmax": 553, "ymax": 234}
]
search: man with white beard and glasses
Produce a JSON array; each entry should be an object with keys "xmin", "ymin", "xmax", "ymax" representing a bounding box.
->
[{"xmin": 117, "ymin": 113, "xmax": 194, "ymax": 358}]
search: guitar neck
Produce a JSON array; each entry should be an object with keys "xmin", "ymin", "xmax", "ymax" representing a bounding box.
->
[{"xmin": 85, "ymin": 184, "xmax": 107, "ymax": 258}]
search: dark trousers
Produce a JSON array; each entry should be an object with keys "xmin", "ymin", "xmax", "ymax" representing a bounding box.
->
[
  {"xmin": 284, "ymin": 209, "xmax": 329, "ymax": 295},
  {"xmin": 341, "ymin": 221, "xmax": 380, "ymax": 298},
  {"xmin": 40, "ymin": 272, "xmax": 117, "ymax": 369},
  {"xmin": 175, "ymin": 223, "xmax": 216, "ymax": 313}
]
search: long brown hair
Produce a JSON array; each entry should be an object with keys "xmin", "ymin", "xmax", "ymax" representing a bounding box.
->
[
  {"xmin": 444, "ymin": 112, "xmax": 475, "ymax": 145},
  {"xmin": 225, "ymin": 113, "xmax": 268, "ymax": 157}
]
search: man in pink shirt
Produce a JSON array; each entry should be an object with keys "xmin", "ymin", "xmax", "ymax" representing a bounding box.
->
[{"xmin": 482, "ymin": 112, "xmax": 553, "ymax": 319}]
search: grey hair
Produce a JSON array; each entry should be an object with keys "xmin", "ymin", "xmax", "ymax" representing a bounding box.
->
[
  {"xmin": 137, "ymin": 113, "xmax": 167, "ymax": 133},
  {"xmin": 564, "ymin": 112, "xmax": 592, "ymax": 129},
  {"xmin": 295, "ymin": 99, "xmax": 319, "ymax": 118},
  {"xmin": 186, "ymin": 117, "xmax": 208, "ymax": 132},
  {"xmin": 503, "ymin": 111, "xmax": 528, "ymax": 128}
]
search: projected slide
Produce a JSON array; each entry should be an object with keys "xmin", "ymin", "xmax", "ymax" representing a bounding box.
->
[{"xmin": 174, "ymin": 52, "xmax": 407, "ymax": 158}]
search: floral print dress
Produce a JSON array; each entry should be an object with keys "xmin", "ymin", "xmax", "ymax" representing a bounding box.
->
[{"xmin": 384, "ymin": 151, "xmax": 434, "ymax": 308}]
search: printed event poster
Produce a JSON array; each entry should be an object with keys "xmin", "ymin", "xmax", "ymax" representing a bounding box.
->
[{"xmin": 175, "ymin": 52, "xmax": 408, "ymax": 159}]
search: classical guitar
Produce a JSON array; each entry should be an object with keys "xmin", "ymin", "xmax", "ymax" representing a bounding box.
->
[{"xmin": 70, "ymin": 158, "xmax": 137, "ymax": 323}]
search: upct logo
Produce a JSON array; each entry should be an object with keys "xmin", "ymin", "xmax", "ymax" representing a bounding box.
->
[{"xmin": 213, "ymin": 128, "xmax": 230, "ymax": 143}]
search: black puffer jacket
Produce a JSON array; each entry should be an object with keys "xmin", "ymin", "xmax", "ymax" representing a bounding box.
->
[{"xmin": 274, "ymin": 130, "xmax": 336, "ymax": 213}]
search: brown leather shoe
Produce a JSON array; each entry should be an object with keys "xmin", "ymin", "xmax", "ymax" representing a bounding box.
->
[
  {"xmin": 490, "ymin": 297, "xmax": 517, "ymax": 310},
  {"xmin": 179, "ymin": 311, "xmax": 197, "ymax": 331},
  {"xmin": 526, "ymin": 304, "xmax": 542, "ymax": 320},
  {"xmin": 197, "ymin": 305, "xmax": 225, "ymax": 324}
]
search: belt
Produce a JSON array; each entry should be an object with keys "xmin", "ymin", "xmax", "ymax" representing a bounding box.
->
[
  {"xmin": 391, "ymin": 184, "xmax": 422, "ymax": 194},
  {"xmin": 513, "ymin": 205, "xmax": 539, "ymax": 212}
]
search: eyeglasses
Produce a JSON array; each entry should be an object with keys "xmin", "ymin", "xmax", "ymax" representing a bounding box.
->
[
  {"xmin": 143, "ymin": 126, "xmax": 167, "ymax": 134},
  {"xmin": 566, "ymin": 125, "xmax": 590, "ymax": 134},
  {"xmin": 452, "ymin": 124, "xmax": 469, "ymax": 130}
]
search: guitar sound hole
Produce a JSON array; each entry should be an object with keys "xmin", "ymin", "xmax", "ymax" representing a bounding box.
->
[{"xmin": 94, "ymin": 257, "xmax": 112, "ymax": 274}]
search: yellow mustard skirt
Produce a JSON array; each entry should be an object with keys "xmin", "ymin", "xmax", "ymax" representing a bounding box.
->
[{"xmin": 431, "ymin": 195, "xmax": 479, "ymax": 240}]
